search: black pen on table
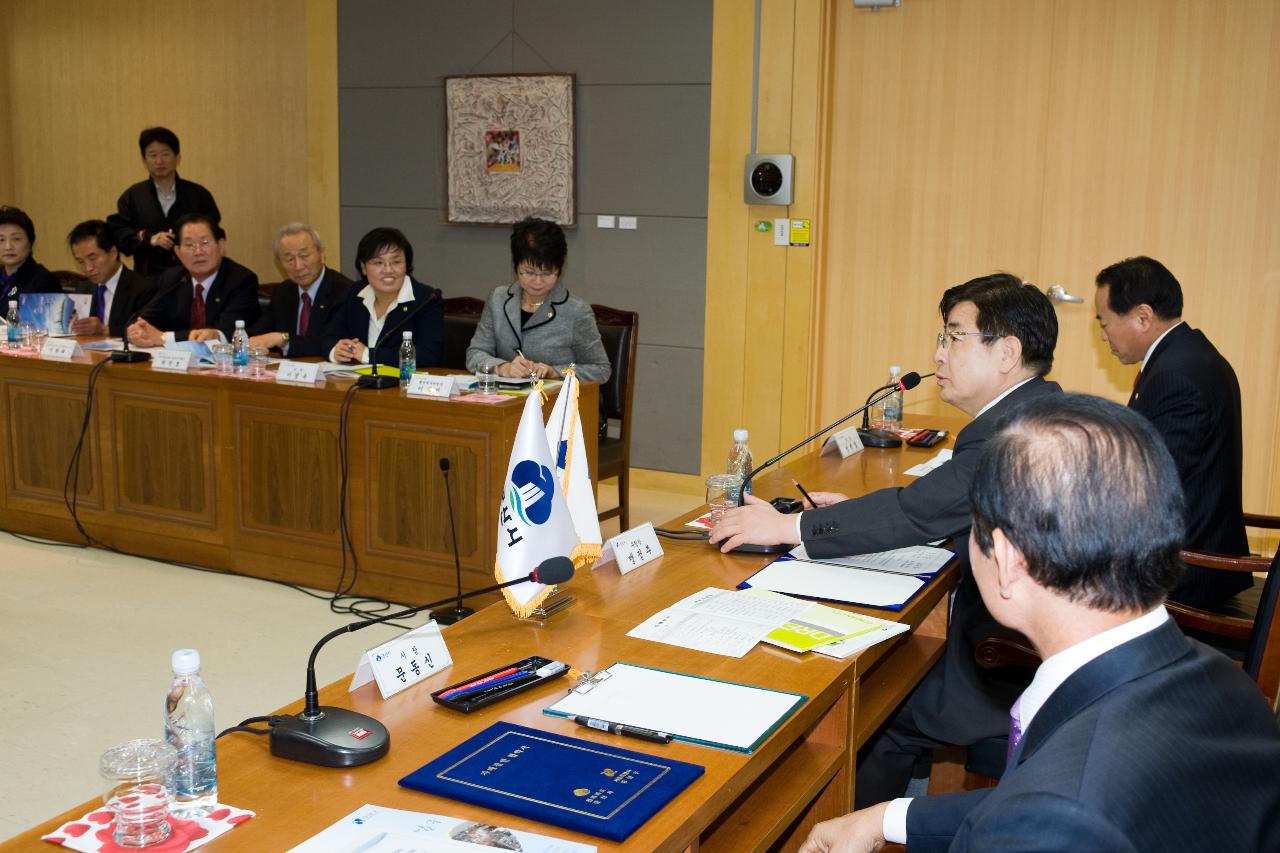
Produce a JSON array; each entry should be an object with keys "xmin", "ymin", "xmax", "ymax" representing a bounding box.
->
[
  {"xmin": 792, "ymin": 478, "xmax": 816, "ymax": 509},
  {"xmin": 573, "ymin": 716, "xmax": 673, "ymax": 744}
]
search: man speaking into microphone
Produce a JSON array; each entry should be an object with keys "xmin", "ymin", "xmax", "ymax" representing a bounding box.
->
[{"xmin": 711, "ymin": 274, "xmax": 1061, "ymax": 806}]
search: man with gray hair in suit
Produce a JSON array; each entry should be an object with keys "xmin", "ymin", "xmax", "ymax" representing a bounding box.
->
[{"xmin": 248, "ymin": 222, "xmax": 354, "ymax": 357}]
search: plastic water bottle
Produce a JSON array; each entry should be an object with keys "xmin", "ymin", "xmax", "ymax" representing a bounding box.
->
[
  {"xmin": 883, "ymin": 365, "xmax": 904, "ymax": 430},
  {"xmin": 726, "ymin": 429, "xmax": 753, "ymax": 503},
  {"xmin": 398, "ymin": 330, "xmax": 416, "ymax": 387},
  {"xmin": 5, "ymin": 301, "xmax": 17, "ymax": 348},
  {"xmin": 231, "ymin": 320, "xmax": 249, "ymax": 372},
  {"xmin": 164, "ymin": 649, "xmax": 217, "ymax": 818}
]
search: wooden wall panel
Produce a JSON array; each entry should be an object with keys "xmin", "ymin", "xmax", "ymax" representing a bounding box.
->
[
  {"xmin": 812, "ymin": 0, "xmax": 1280, "ymax": 515},
  {"xmin": 0, "ymin": 0, "xmax": 339, "ymax": 279},
  {"xmin": 112, "ymin": 394, "xmax": 215, "ymax": 526},
  {"xmin": 240, "ymin": 414, "xmax": 340, "ymax": 537},
  {"xmin": 4, "ymin": 381, "xmax": 97, "ymax": 504}
]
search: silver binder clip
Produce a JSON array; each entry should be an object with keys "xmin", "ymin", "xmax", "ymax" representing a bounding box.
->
[{"xmin": 571, "ymin": 669, "xmax": 613, "ymax": 695}]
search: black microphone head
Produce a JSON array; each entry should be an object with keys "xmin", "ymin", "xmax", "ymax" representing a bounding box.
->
[
  {"xmin": 439, "ymin": 457, "xmax": 450, "ymax": 472},
  {"xmin": 899, "ymin": 371, "xmax": 922, "ymax": 391},
  {"xmin": 530, "ymin": 556, "xmax": 574, "ymax": 585}
]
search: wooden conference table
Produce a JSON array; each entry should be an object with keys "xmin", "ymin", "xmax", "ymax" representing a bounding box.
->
[
  {"xmin": 0, "ymin": 346, "xmax": 596, "ymax": 605},
  {"xmin": 3, "ymin": 417, "xmax": 965, "ymax": 852}
]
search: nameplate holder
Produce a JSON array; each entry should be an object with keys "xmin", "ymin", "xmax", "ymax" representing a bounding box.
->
[
  {"xmin": 350, "ymin": 621, "xmax": 452, "ymax": 700},
  {"xmin": 276, "ymin": 360, "xmax": 321, "ymax": 384},
  {"xmin": 822, "ymin": 426, "xmax": 864, "ymax": 459},
  {"xmin": 407, "ymin": 373, "xmax": 454, "ymax": 398},
  {"xmin": 152, "ymin": 349, "xmax": 193, "ymax": 372},
  {"xmin": 595, "ymin": 521, "xmax": 663, "ymax": 575},
  {"xmin": 41, "ymin": 339, "xmax": 84, "ymax": 361}
]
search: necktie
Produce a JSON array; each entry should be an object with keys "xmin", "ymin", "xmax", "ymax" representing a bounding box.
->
[
  {"xmin": 1007, "ymin": 695, "xmax": 1024, "ymax": 762},
  {"xmin": 298, "ymin": 291, "xmax": 312, "ymax": 337},
  {"xmin": 190, "ymin": 282, "xmax": 206, "ymax": 328},
  {"xmin": 1129, "ymin": 370, "xmax": 1142, "ymax": 404},
  {"xmin": 95, "ymin": 284, "xmax": 108, "ymax": 322}
]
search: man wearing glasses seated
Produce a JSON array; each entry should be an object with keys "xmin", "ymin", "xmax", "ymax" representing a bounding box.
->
[{"xmin": 711, "ymin": 274, "xmax": 1062, "ymax": 807}]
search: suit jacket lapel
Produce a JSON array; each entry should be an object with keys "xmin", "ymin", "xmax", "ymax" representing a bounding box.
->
[
  {"xmin": 1014, "ymin": 620, "xmax": 1191, "ymax": 766},
  {"xmin": 521, "ymin": 284, "xmax": 568, "ymax": 333}
]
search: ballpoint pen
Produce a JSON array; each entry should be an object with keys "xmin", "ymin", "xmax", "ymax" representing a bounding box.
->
[
  {"xmin": 573, "ymin": 716, "xmax": 673, "ymax": 744},
  {"xmin": 792, "ymin": 478, "xmax": 816, "ymax": 509}
]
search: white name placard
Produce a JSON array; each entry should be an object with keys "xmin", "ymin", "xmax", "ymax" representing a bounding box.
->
[
  {"xmin": 276, "ymin": 360, "xmax": 322, "ymax": 384},
  {"xmin": 41, "ymin": 339, "xmax": 84, "ymax": 361},
  {"xmin": 822, "ymin": 426, "xmax": 864, "ymax": 459},
  {"xmin": 152, "ymin": 349, "xmax": 193, "ymax": 372},
  {"xmin": 406, "ymin": 373, "xmax": 454, "ymax": 398},
  {"xmin": 349, "ymin": 621, "xmax": 452, "ymax": 700},
  {"xmin": 596, "ymin": 521, "xmax": 663, "ymax": 575}
]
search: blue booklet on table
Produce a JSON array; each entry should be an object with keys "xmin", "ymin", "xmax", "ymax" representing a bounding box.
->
[{"xmin": 398, "ymin": 721, "xmax": 704, "ymax": 841}]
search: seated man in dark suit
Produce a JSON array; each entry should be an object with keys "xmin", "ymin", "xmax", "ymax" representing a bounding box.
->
[
  {"xmin": 712, "ymin": 274, "xmax": 1061, "ymax": 806},
  {"xmin": 800, "ymin": 394, "xmax": 1280, "ymax": 853},
  {"xmin": 248, "ymin": 222, "xmax": 353, "ymax": 358},
  {"xmin": 1094, "ymin": 256, "xmax": 1249, "ymax": 609},
  {"xmin": 106, "ymin": 126, "xmax": 221, "ymax": 279},
  {"xmin": 128, "ymin": 213, "xmax": 260, "ymax": 346},
  {"xmin": 66, "ymin": 220, "xmax": 157, "ymax": 338}
]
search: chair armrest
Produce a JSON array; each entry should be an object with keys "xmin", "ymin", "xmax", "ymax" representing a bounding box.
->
[
  {"xmin": 1180, "ymin": 549, "xmax": 1271, "ymax": 573},
  {"xmin": 1165, "ymin": 600, "xmax": 1253, "ymax": 640},
  {"xmin": 1244, "ymin": 512, "xmax": 1280, "ymax": 529},
  {"xmin": 974, "ymin": 634, "xmax": 1040, "ymax": 670}
]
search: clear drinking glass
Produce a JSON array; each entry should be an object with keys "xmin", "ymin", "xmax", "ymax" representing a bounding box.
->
[
  {"xmin": 705, "ymin": 473, "xmax": 744, "ymax": 526},
  {"xmin": 99, "ymin": 739, "xmax": 178, "ymax": 848},
  {"xmin": 209, "ymin": 342, "xmax": 233, "ymax": 374},
  {"xmin": 248, "ymin": 346, "xmax": 269, "ymax": 377},
  {"xmin": 475, "ymin": 364, "xmax": 498, "ymax": 394}
]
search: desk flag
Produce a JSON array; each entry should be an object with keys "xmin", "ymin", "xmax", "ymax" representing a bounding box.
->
[
  {"xmin": 495, "ymin": 384, "xmax": 578, "ymax": 617},
  {"xmin": 545, "ymin": 368, "xmax": 602, "ymax": 570}
]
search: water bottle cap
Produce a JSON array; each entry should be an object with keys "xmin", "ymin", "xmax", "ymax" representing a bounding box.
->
[
  {"xmin": 889, "ymin": 365, "xmax": 901, "ymax": 376},
  {"xmin": 235, "ymin": 319, "xmax": 245, "ymax": 328},
  {"xmin": 7, "ymin": 300, "xmax": 15, "ymax": 308},
  {"xmin": 171, "ymin": 648, "xmax": 201, "ymax": 675},
  {"xmin": 402, "ymin": 331, "xmax": 412, "ymax": 339},
  {"xmin": 733, "ymin": 429, "xmax": 749, "ymax": 442}
]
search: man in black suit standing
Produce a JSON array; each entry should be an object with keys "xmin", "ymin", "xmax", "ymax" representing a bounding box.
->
[
  {"xmin": 1094, "ymin": 256, "xmax": 1249, "ymax": 608},
  {"xmin": 66, "ymin": 220, "xmax": 157, "ymax": 338},
  {"xmin": 248, "ymin": 223, "xmax": 353, "ymax": 358},
  {"xmin": 712, "ymin": 274, "xmax": 1061, "ymax": 805},
  {"xmin": 128, "ymin": 214, "xmax": 259, "ymax": 346},
  {"xmin": 799, "ymin": 394, "xmax": 1280, "ymax": 853},
  {"xmin": 107, "ymin": 127, "xmax": 221, "ymax": 279}
]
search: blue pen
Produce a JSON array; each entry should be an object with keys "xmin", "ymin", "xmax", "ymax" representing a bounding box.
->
[{"xmin": 453, "ymin": 670, "xmax": 529, "ymax": 697}]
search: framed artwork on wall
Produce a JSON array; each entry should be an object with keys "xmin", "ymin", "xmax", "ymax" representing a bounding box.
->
[{"xmin": 444, "ymin": 73, "xmax": 576, "ymax": 225}]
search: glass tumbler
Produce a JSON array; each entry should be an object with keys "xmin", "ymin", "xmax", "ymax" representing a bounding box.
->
[
  {"xmin": 705, "ymin": 473, "xmax": 744, "ymax": 527},
  {"xmin": 248, "ymin": 345, "xmax": 270, "ymax": 377},
  {"xmin": 99, "ymin": 738, "xmax": 178, "ymax": 848},
  {"xmin": 210, "ymin": 342, "xmax": 233, "ymax": 374},
  {"xmin": 475, "ymin": 364, "xmax": 498, "ymax": 394}
]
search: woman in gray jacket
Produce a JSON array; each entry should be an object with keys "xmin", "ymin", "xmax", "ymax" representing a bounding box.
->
[{"xmin": 465, "ymin": 218, "xmax": 611, "ymax": 384}]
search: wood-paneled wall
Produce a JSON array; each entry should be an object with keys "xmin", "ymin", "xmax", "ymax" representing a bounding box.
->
[
  {"xmin": 0, "ymin": 0, "xmax": 339, "ymax": 278},
  {"xmin": 707, "ymin": 0, "xmax": 1280, "ymax": 518}
]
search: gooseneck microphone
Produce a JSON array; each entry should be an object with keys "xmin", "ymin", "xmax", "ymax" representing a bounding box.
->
[
  {"xmin": 263, "ymin": 556, "xmax": 575, "ymax": 767},
  {"xmin": 717, "ymin": 371, "xmax": 929, "ymax": 554},
  {"xmin": 357, "ymin": 292, "xmax": 434, "ymax": 388},
  {"xmin": 430, "ymin": 457, "xmax": 474, "ymax": 626}
]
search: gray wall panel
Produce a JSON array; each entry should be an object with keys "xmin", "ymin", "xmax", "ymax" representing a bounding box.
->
[
  {"xmin": 513, "ymin": 1, "xmax": 712, "ymax": 85},
  {"xmin": 339, "ymin": 0, "xmax": 711, "ymax": 473},
  {"xmin": 576, "ymin": 85, "xmax": 710, "ymax": 218},
  {"xmin": 340, "ymin": 1, "xmax": 513, "ymax": 87},
  {"xmin": 632, "ymin": 344, "xmax": 703, "ymax": 474},
  {"xmin": 339, "ymin": 88, "xmax": 443, "ymax": 209}
]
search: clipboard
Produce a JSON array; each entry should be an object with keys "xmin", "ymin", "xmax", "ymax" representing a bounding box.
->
[{"xmin": 542, "ymin": 662, "xmax": 806, "ymax": 753}]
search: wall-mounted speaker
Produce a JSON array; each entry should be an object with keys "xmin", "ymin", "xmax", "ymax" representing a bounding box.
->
[{"xmin": 744, "ymin": 154, "xmax": 794, "ymax": 205}]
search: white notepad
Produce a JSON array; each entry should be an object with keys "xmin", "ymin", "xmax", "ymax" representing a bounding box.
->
[{"xmin": 543, "ymin": 662, "xmax": 806, "ymax": 753}]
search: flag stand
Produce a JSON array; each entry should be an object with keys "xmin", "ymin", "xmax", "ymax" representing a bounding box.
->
[{"xmin": 515, "ymin": 586, "xmax": 576, "ymax": 623}]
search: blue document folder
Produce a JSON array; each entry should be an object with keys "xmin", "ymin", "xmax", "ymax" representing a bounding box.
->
[{"xmin": 398, "ymin": 721, "xmax": 704, "ymax": 841}]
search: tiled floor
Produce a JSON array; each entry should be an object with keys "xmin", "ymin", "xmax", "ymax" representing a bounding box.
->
[{"xmin": 0, "ymin": 475, "xmax": 703, "ymax": 842}]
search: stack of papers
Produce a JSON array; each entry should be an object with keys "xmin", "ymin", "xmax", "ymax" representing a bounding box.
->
[
  {"xmin": 289, "ymin": 803, "xmax": 597, "ymax": 852},
  {"xmin": 626, "ymin": 587, "xmax": 810, "ymax": 657},
  {"xmin": 740, "ymin": 544, "xmax": 954, "ymax": 610},
  {"xmin": 754, "ymin": 593, "xmax": 910, "ymax": 658}
]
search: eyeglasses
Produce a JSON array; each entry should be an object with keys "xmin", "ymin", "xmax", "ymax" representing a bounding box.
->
[
  {"xmin": 937, "ymin": 330, "xmax": 998, "ymax": 349},
  {"xmin": 179, "ymin": 239, "xmax": 214, "ymax": 251},
  {"xmin": 517, "ymin": 267, "xmax": 557, "ymax": 281}
]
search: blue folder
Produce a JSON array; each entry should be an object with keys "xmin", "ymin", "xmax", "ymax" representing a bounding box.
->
[{"xmin": 398, "ymin": 721, "xmax": 704, "ymax": 841}]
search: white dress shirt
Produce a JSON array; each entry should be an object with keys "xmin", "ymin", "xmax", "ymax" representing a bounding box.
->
[
  {"xmin": 94, "ymin": 263, "xmax": 124, "ymax": 326},
  {"xmin": 328, "ymin": 275, "xmax": 414, "ymax": 364}
]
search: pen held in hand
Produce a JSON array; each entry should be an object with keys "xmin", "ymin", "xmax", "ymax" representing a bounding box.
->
[{"xmin": 792, "ymin": 478, "xmax": 816, "ymax": 509}]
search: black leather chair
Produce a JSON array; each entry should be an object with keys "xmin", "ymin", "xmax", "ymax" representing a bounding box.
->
[
  {"xmin": 441, "ymin": 296, "xmax": 484, "ymax": 370},
  {"xmin": 53, "ymin": 270, "xmax": 82, "ymax": 294},
  {"xmin": 592, "ymin": 304, "xmax": 638, "ymax": 530},
  {"xmin": 257, "ymin": 281, "xmax": 276, "ymax": 315}
]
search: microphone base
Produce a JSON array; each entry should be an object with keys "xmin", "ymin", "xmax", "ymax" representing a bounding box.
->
[
  {"xmin": 111, "ymin": 349, "xmax": 151, "ymax": 363},
  {"xmin": 268, "ymin": 706, "xmax": 389, "ymax": 767},
  {"xmin": 429, "ymin": 604, "xmax": 474, "ymax": 626},
  {"xmin": 857, "ymin": 428, "xmax": 903, "ymax": 448},
  {"xmin": 356, "ymin": 373, "xmax": 399, "ymax": 389}
]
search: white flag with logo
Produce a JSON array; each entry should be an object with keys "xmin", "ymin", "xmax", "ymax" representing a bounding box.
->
[
  {"xmin": 545, "ymin": 368, "xmax": 603, "ymax": 569},
  {"xmin": 495, "ymin": 387, "xmax": 579, "ymax": 617}
]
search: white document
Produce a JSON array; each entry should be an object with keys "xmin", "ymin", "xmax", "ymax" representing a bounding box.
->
[
  {"xmin": 742, "ymin": 559, "xmax": 928, "ymax": 610},
  {"xmin": 627, "ymin": 587, "xmax": 811, "ymax": 657},
  {"xmin": 544, "ymin": 662, "xmax": 805, "ymax": 752},
  {"xmin": 287, "ymin": 803, "xmax": 595, "ymax": 853},
  {"xmin": 905, "ymin": 448, "xmax": 953, "ymax": 477},
  {"xmin": 789, "ymin": 544, "xmax": 954, "ymax": 576}
]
